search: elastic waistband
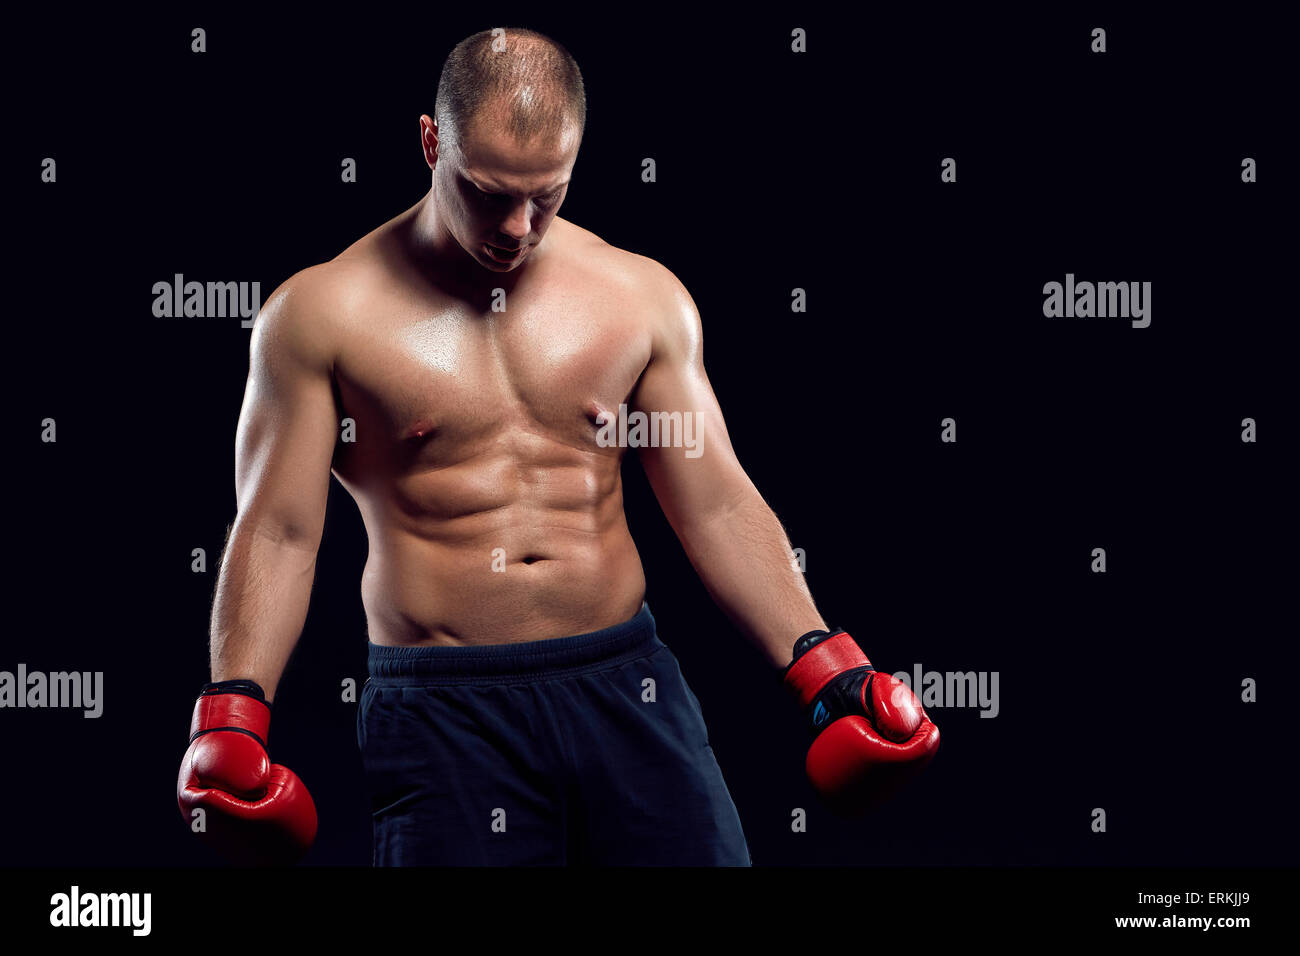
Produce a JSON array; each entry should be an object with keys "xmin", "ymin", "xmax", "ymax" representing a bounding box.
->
[{"xmin": 366, "ymin": 602, "xmax": 661, "ymax": 684}]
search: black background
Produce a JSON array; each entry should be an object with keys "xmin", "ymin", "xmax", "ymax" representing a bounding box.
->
[{"xmin": 6, "ymin": 1, "xmax": 1295, "ymax": 881}]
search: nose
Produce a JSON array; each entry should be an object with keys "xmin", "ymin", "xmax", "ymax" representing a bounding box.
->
[{"xmin": 499, "ymin": 200, "xmax": 533, "ymax": 242}]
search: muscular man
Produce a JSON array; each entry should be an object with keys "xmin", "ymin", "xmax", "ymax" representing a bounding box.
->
[{"xmin": 176, "ymin": 27, "xmax": 938, "ymax": 866}]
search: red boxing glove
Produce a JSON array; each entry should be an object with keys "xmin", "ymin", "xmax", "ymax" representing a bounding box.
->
[
  {"xmin": 784, "ymin": 629, "xmax": 939, "ymax": 815},
  {"xmin": 177, "ymin": 679, "xmax": 317, "ymax": 865}
]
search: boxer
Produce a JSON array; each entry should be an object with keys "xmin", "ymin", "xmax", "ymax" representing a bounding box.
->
[{"xmin": 177, "ymin": 26, "xmax": 937, "ymax": 866}]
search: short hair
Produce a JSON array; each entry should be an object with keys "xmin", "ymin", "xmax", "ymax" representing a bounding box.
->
[{"xmin": 434, "ymin": 27, "xmax": 586, "ymax": 150}]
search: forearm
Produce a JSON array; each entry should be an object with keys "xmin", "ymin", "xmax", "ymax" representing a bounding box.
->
[
  {"xmin": 208, "ymin": 519, "xmax": 319, "ymax": 702},
  {"xmin": 675, "ymin": 491, "xmax": 826, "ymax": 671}
]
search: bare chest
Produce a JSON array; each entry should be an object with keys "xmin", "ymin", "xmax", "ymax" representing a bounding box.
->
[{"xmin": 331, "ymin": 282, "xmax": 653, "ymax": 473}]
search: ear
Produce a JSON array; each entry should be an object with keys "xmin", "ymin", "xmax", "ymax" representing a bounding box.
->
[{"xmin": 419, "ymin": 114, "xmax": 439, "ymax": 170}]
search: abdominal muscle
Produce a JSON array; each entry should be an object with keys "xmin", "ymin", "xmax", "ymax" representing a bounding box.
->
[{"xmin": 346, "ymin": 444, "xmax": 648, "ymax": 647}]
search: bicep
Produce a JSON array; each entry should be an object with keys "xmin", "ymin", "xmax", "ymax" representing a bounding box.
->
[
  {"xmin": 631, "ymin": 271, "xmax": 751, "ymax": 529},
  {"xmin": 232, "ymin": 285, "xmax": 338, "ymax": 548}
]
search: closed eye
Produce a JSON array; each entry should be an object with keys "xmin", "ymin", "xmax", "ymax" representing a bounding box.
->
[{"xmin": 473, "ymin": 183, "xmax": 560, "ymax": 207}]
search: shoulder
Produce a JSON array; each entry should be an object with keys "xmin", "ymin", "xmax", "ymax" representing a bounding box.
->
[
  {"xmin": 553, "ymin": 219, "xmax": 700, "ymax": 354},
  {"xmin": 251, "ymin": 256, "xmax": 374, "ymax": 374},
  {"xmin": 258, "ymin": 212, "xmax": 404, "ymax": 334},
  {"xmin": 558, "ymin": 219, "xmax": 690, "ymax": 299}
]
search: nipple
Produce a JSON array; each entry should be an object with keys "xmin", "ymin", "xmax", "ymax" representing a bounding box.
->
[{"xmin": 405, "ymin": 419, "xmax": 437, "ymax": 440}]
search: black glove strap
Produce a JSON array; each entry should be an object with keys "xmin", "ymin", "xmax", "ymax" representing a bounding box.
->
[
  {"xmin": 200, "ymin": 678, "xmax": 267, "ymax": 702},
  {"xmin": 187, "ymin": 725, "xmax": 268, "ymax": 748},
  {"xmin": 806, "ymin": 667, "xmax": 875, "ymax": 735}
]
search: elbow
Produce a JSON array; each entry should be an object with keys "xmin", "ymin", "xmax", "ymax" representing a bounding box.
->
[{"xmin": 231, "ymin": 511, "xmax": 323, "ymax": 555}]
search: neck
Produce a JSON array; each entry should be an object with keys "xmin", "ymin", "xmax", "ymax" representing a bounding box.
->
[
  {"xmin": 407, "ymin": 190, "xmax": 530, "ymax": 294},
  {"xmin": 410, "ymin": 190, "xmax": 457, "ymax": 262}
]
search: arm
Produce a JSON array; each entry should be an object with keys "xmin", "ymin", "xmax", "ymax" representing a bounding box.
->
[
  {"xmin": 630, "ymin": 264, "xmax": 940, "ymax": 814},
  {"xmin": 629, "ymin": 263, "xmax": 825, "ymax": 671},
  {"xmin": 626, "ymin": 265, "xmax": 941, "ymax": 811},
  {"xmin": 209, "ymin": 275, "xmax": 339, "ymax": 702}
]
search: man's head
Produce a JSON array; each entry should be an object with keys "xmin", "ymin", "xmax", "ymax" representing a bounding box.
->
[{"xmin": 421, "ymin": 27, "xmax": 585, "ymax": 273}]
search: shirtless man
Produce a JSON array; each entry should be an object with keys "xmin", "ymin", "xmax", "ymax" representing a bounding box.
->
[{"xmin": 176, "ymin": 27, "xmax": 939, "ymax": 866}]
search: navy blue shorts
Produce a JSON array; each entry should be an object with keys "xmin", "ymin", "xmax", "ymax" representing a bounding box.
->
[{"xmin": 357, "ymin": 602, "xmax": 751, "ymax": 866}]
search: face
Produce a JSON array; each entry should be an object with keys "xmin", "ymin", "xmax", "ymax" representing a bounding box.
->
[{"xmin": 424, "ymin": 112, "xmax": 579, "ymax": 273}]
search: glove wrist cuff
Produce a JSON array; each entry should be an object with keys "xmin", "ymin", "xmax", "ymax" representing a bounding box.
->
[
  {"xmin": 190, "ymin": 680, "xmax": 272, "ymax": 746},
  {"xmin": 784, "ymin": 631, "xmax": 873, "ymax": 709}
]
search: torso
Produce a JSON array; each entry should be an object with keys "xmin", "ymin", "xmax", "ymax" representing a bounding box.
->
[{"xmin": 313, "ymin": 211, "xmax": 654, "ymax": 645}]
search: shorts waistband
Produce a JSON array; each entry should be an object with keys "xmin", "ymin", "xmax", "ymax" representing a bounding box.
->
[{"xmin": 366, "ymin": 602, "xmax": 661, "ymax": 684}]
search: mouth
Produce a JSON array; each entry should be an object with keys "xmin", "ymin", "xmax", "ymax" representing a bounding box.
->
[{"xmin": 483, "ymin": 242, "xmax": 525, "ymax": 263}]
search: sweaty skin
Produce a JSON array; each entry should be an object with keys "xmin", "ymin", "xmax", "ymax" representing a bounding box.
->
[
  {"xmin": 326, "ymin": 212, "xmax": 654, "ymax": 646},
  {"xmin": 210, "ymin": 111, "xmax": 825, "ymax": 699}
]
